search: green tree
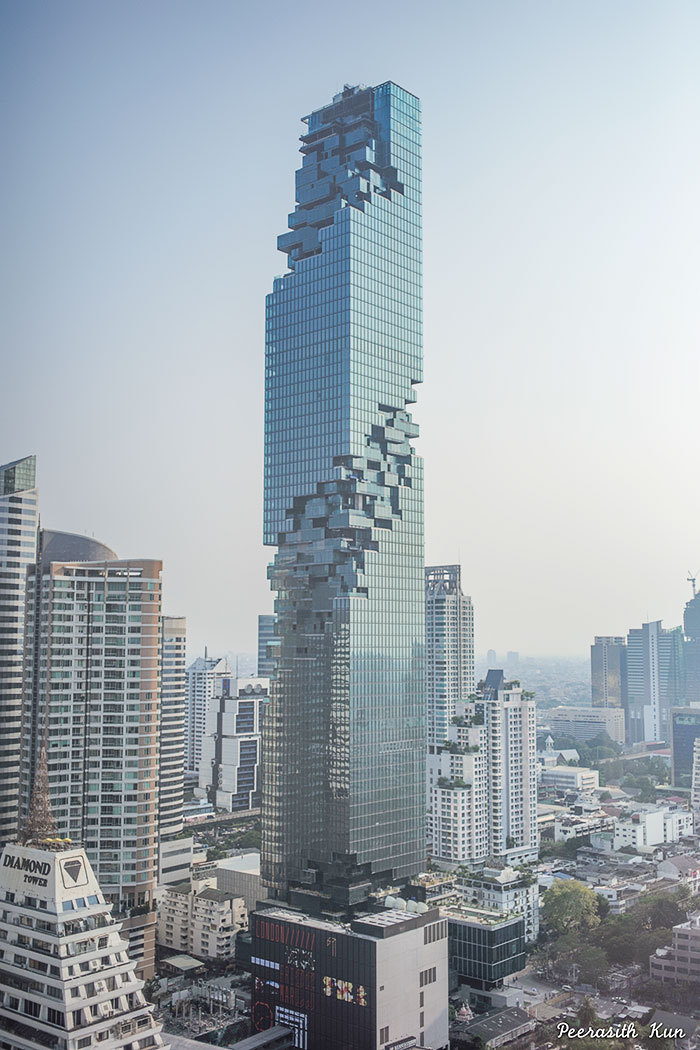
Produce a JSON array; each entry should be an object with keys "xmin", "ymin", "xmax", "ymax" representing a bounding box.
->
[
  {"xmin": 542, "ymin": 879, "xmax": 601, "ymax": 936},
  {"xmin": 578, "ymin": 998, "xmax": 597, "ymax": 1027}
]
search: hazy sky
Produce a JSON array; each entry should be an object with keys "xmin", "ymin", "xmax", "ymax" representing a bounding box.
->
[{"xmin": 3, "ymin": 1, "xmax": 699, "ymax": 660}]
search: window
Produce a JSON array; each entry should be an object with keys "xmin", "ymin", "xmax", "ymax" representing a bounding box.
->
[{"xmin": 380, "ymin": 1027, "xmax": 390, "ymax": 1045}]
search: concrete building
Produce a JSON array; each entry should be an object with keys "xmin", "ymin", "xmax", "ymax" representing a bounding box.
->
[
  {"xmin": 257, "ymin": 614, "xmax": 277, "ymax": 678},
  {"xmin": 250, "ymin": 903, "xmax": 449, "ymax": 1050},
  {"xmin": 451, "ymin": 1007, "xmax": 535, "ymax": 1050},
  {"xmin": 197, "ymin": 676, "xmax": 269, "ymax": 811},
  {"xmin": 613, "ymin": 807, "xmax": 693, "ymax": 850},
  {"xmin": 215, "ymin": 852, "xmax": 268, "ymax": 916},
  {"xmin": 20, "ymin": 554, "xmax": 161, "ymax": 977},
  {"xmin": 455, "ymin": 867, "xmax": 539, "ymax": 943},
  {"xmin": 591, "ymin": 636, "xmax": 627, "ymax": 709},
  {"xmin": 480, "ymin": 671, "xmax": 539, "ymax": 866},
  {"xmin": 692, "ymin": 739, "xmax": 700, "ymax": 833},
  {"xmin": 650, "ymin": 914, "xmax": 700, "ymax": 987},
  {"xmin": 539, "ymin": 766, "xmax": 600, "ymax": 793},
  {"xmin": 0, "ymin": 455, "xmax": 39, "ymax": 846},
  {"xmin": 159, "ymin": 616, "xmax": 192, "ymax": 887},
  {"xmin": 428, "ymin": 672, "xmax": 538, "ymax": 868},
  {"xmin": 0, "ymin": 838, "xmax": 167, "ymax": 1050},
  {"xmin": 427, "ymin": 704, "xmax": 488, "ymax": 868},
  {"xmin": 626, "ymin": 620, "xmax": 685, "ymax": 744},
  {"xmin": 657, "ymin": 856, "xmax": 700, "ymax": 894},
  {"xmin": 548, "ymin": 706, "xmax": 625, "ymax": 746},
  {"xmin": 684, "ymin": 591, "xmax": 700, "ymax": 706},
  {"xmin": 425, "ymin": 565, "xmax": 475, "ymax": 751},
  {"xmin": 671, "ymin": 707, "xmax": 700, "ymax": 789},
  {"xmin": 157, "ymin": 879, "xmax": 247, "ymax": 961},
  {"xmin": 185, "ymin": 653, "xmax": 233, "ymax": 774}
]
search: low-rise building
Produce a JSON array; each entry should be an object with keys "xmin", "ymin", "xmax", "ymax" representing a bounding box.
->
[
  {"xmin": 657, "ymin": 855, "xmax": 700, "ymax": 894},
  {"xmin": 157, "ymin": 879, "xmax": 247, "ymax": 961},
  {"xmin": 450, "ymin": 1006, "xmax": 535, "ymax": 1050},
  {"xmin": 614, "ymin": 806, "xmax": 693, "ymax": 850},
  {"xmin": 444, "ymin": 905, "xmax": 526, "ymax": 993},
  {"xmin": 539, "ymin": 766, "xmax": 600, "ymax": 793},
  {"xmin": 650, "ymin": 914, "xmax": 700, "ymax": 987}
]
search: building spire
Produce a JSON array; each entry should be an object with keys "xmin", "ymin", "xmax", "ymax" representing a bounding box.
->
[{"xmin": 21, "ymin": 736, "xmax": 58, "ymax": 844}]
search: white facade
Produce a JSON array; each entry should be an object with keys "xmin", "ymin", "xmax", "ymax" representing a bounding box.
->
[
  {"xmin": 197, "ymin": 677, "xmax": 269, "ymax": 811},
  {"xmin": 426, "ymin": 565, "xmax": 475, "ymax": 751},
  {"xmin": 539, "ymin": 766, "xmax": 600, "ymax": 793},
  {"xmin": 613, "ymin": 807, "xmax": 693, "ymax": 850},
  {"xmin": 428, "ymin": 672, "xmax": 538, "ymax": 868},
  {"xmin": 185, "ymin": 655, "xmax": 233, "ymax": 774},
  {"xmin": 0, "ymin": 456, "xmax": 39, "ymax": 847},
  {"xmin": 0, "ymin": 841, "xmax": 166, "ymax": 1050},
  {"xmin": 481, "ymin": 672, "xmax": 539, "ymax": 865},
  {"xmin": 157, "ymin": 880, "xmax": 247, "ymax": 961},
  {"xmin": 693, "ymin": 739, "xmax": 700, "ymax": 833},
  {"xmin": 548, "ymin": 706, "xmax": 625, "ymax": 746},
  {"xmin": 159, "ymin": 617, "xmax": 189, "ymax": 886}
]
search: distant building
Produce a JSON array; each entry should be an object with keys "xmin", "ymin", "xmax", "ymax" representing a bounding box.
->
[
  {"xmin": 487, "ymin": 649, "xmax": 497, "ymax": 668},
  {"xmin": 626, "ymin": 621, "xmax": 685, "ymax": 744},
  {"xmin": 539, "ymin": 766, "xmax": 600, "ymax": 793},
  {"xmin": 185, "ymin": 653, "xmax": 233, "ymax": 773},
  {"xmin": 197, "ymin": 676, "xmax": 269, "ymax": 811},
  {"xmin": 671, "ymin": 707, "xmax": 700, "ymax": 789},
  {"xmin": 257, "ymin": 614, "xmax": 277, "ymax": 677},
  {"xmin": 427, "ymin": 704, "xmax": 488, "ymax": 868},
  {"xmin": 692, "ymin": 739, "xmax": 700, "ymax": 833},
  {"xmin": 591, "ymin": 636, "xmax": 627, "ymax": 708},
  {"xmin": 249, "ymin": 904, "xmax": 449, "ymax": 1050},
  {"xmin": 548, "ymin": 705, "xmax": 625, "ymax": 745},
  {"xmin": 425, "ymin": 564, "xmax": 475, "ymax": 751},
  {"xmin": 650, "ymin": 913, "xmax": 700, "ymax": 987},
  {"xmin": 0, "ymin": 454, "xmax": 39, "ymax": 846},
  {"xmin": 0, "ymin": 838, "xmax": 166, "ymax": 1050},
  {"xmin": 684, "ymin": 592, "xmax": 700, "ymax": 705}
]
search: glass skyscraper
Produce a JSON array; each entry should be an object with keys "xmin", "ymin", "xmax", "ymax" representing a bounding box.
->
[{"xmin": 262, "ymin": 82, "xmax": 424, "ymax": 907}]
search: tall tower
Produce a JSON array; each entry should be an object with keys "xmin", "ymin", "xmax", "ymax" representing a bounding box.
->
[
  {"xmin": 0, "ymin": 454, "xmax": 39, "ymax": 845},
  {"xmin": 684, "ymin": 590, "xmax": 700, "ymax": 704},
  {"xmin": 590, "ymin": 635, "xmax": 627, "ymax": 709},
  {"xmin": 425, "ymin": 565, "xmax": 475, "ymax": 751},
  {"xmin": 261, "ymin": 83, "xmax": 424, "ymax": 907},
  {"xmin": 626, "ymin": 621, "xmax": 685, "ymax": 744},
  {"xmin": 20, "ymin": 553, "xmax": 163, "ymax": 977},
  {"xmin": 159, "ymin": 616, "xmax": 191, "ymax": 885}
]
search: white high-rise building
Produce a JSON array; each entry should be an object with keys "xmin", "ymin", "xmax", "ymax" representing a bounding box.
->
[
  {"xmin": 428, "ymin": 670, "xmax": 538, "ymax": 868},
  {"xmin": 20, "ymin": 554, "xmax": 162, "ymax": 977},
  {"xmin": 197, "ymin": 676, "xmax": 269, "ymax": 812},
  {"xmin": 158, "ymin": 617, "xmax": 193, "ymax": 887},
  {"xmin": 0, "ymin": 455, "xmax": 39, "ymax": 846},
  {"xmin": 425, "ymin": 565, "xmax": 475, "ymax": 752},
  {"xmin": 481, "ymin": 670, "xmax": 539, "ymax": 865},
  {"xmin": 185, "ymin": 654, "xmax": 233, "ymax": 774},
  {"xmin": 691, "ymin": 738, "xmax": 700, "ymax": 834},
  {"xmin": 0, "ymin": 838, "xmax": 167, "ymax": 1050}
]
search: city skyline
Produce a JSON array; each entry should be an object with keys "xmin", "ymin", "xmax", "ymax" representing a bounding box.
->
[{"xmin": 3, "ymin": 1, "xmax": 700, "ymax": 662}]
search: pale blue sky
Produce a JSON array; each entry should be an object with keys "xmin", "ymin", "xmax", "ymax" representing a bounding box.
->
[{"xmin": 2, "ymin": 0, "xmax": 699, "ymax": 659}]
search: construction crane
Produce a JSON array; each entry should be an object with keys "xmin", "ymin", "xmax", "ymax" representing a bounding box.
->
[{"xmin": 688, "ymin": 571, "xmax": 698, "ymax": 598}]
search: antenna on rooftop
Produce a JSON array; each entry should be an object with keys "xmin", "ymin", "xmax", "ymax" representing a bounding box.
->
[{"xmin": 688, "ymin": 571, "xmax": 697, "ymax": 599}]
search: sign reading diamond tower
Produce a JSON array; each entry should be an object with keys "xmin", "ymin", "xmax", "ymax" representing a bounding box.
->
[{"xmin": 262, "ymin": 83, "xmax": 425, "ymax": 907}]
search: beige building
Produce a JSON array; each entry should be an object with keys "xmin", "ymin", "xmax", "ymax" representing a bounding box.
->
[
  {"xmin": 157, "ymin": 879, "xmax": 247, "ymax": 961},
  {"xmin": 20, "ymin": 554, "xmax": 163, "ymax": 977},
  {"xmin": 650, "ymin": 914, "xmax": 700, "ymax": 986},
  {"xmin": 539, "ymin": 765, "xmax": 600, "ymax": 793}
]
